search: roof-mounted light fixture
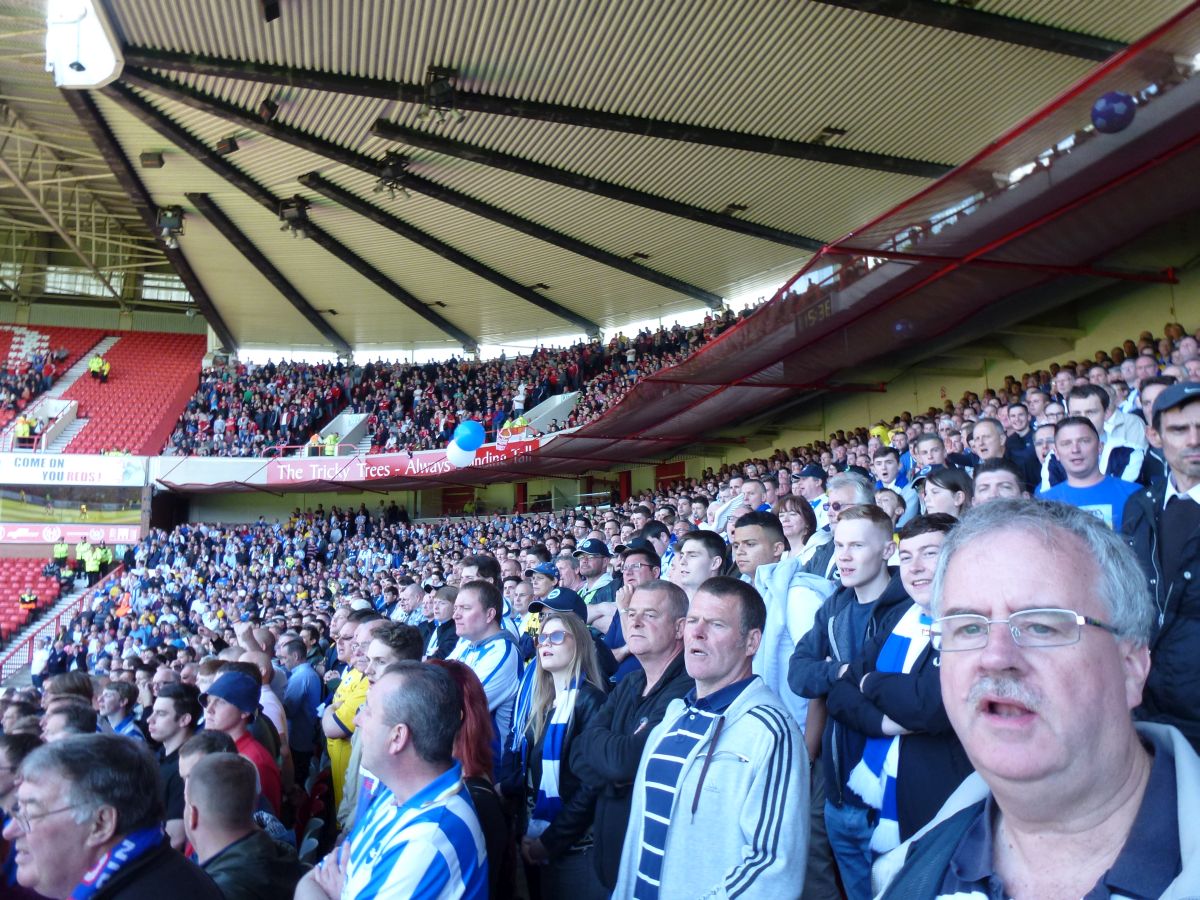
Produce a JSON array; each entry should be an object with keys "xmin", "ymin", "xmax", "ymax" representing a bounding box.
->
[
  {"xmin": 373, "ymin": 151, "xmax": 412, "ymax": 200},
  {"xmin": 416, "ymin": 66, "xmax": 465, "ymax": 124},
  {"xmin": 278, "ymin": 195, "xmax": 310, "ymax": 239},
  {"xmin": 156, "ymin": 205, "xmax": 183, "ymax": 249}
]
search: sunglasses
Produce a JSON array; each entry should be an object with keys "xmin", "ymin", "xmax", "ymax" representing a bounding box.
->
[{"xmin": 536, "ymin": 631, "xmax": 570, "ymax": 646}]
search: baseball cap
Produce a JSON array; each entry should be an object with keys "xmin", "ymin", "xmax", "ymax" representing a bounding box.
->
[
  {"xmin": 1151, "ymin": 382, "xmax": 1200, "ymax": 422},
  {"xmin": 911, "ymin": 463, "xmax": 945, "ymax": 485},
  {"xmin": 614, "ymin": 536, "xmax": 654, "ymax": 555},
  {"xmin": 797, "ymin": 464, "xmax": 826, "ymax": 481},
  {"xmin": 572, "ymin": 538, "xmax": 611, "ymax": 558},
  {"xmin": 200, "ymin": 671, "xmax": 260, "ymax": 716},
  {"xmin": 524, "ymin": 561, "xmax": 560, "ymax": 579},
  {"xmin": 528, "ymin": 586, "xmax": 587, "ymax": 620}
]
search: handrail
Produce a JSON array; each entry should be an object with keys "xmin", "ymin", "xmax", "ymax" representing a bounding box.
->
[{"xmin": 0, "ymin": 566, "xmax": 124, "ymax": 684}]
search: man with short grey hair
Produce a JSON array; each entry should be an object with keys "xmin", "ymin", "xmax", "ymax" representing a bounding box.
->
[
  {"xmin": 1, "ymin": 734, "xmax": 222, "ymax": 898},
  {"xmin": 876, "ymin": 499, "xmax": 1200, "ymax": 898}
]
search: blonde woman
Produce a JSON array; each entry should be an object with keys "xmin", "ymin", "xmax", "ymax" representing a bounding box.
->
[{"xmin": 515, "ymin": 612, "xmax": 608, "ymax": 900}]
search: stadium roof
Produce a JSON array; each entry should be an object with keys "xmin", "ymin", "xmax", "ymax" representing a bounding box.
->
[{"xmin": 0, "ymin": 0, "xmax": 1186, "ymax": 355}]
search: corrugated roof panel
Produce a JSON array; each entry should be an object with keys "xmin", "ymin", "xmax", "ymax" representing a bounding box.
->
[{"xmin": 960, "ymin": 0, "xmax": 1191, "ymax": 43}]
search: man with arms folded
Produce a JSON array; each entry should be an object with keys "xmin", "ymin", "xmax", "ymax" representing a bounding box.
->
[
  {"xmin": 877, "ymin": 499, "xmax": 1200, "ymax": 899},
  {"xmin": 789, "ymin": 504, "xmax": 911, "ymax": 900},
  {"xmin": 298, "ymin": 662, "xmax": 488, "ymax": 899},
  {"xmin": 826, "ymin": 514, "xmax": 972, "ymax": 854},
  {"xmin": 615, "ymin": 577, "xmax": 807, "ymax": 899},
  {"xmin": 570, "ymin": 580, "xmax": 694, "ymax": 892}
]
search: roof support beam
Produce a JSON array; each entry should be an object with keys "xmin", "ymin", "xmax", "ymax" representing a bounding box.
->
[
  {"xmin": 187, "ymin": 192, "xmax": 352, "ymax": 355},
  {"xmin": 0, "ymin": 153, "xmax": 126, "ymax": 309},
  {"xmin": 61, "ymin": 91, "xmax": 237, "ymax": 350},
  {"xmin": 298, "ymin": 172, "xmax": 600, "ymax": 336},
  {"xmin": 810, "ymin": 0, "xmax": 1125, "ymax": 61},
  {"xmin": 120, "ymin": 67, "xmax": 725, "ymax": 310},
  {"xmin": 120, "ymin": 47, "xmax": 952, "ymax": 179},
  {"xmin": 370, "ymin": 121, "xmax": 824, "ymax": 251},
  {"xmin": 103, "ymin": 81, "xmax": 478, "ymax": 350}
]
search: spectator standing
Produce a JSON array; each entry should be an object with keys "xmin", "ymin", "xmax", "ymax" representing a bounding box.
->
[
  {"xmin": 278, "ymin": 636, "xmax": 322, "ymax": 782},
  {"xmin": 511, "ymin": 612, "xmax": 608, "ymax": 899},
  {"xmin": 615, "ymin": 577, "xmax": 808, "ymax": 899},
  {"xmin": 184, "ymin": 754, "xmax": 306, "ymax": 900}
]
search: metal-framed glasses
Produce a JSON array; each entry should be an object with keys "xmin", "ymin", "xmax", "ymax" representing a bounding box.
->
[
  {"xmin": 10, "ymin": 802, "xmax": 84, "ymax": 833},
  {"xmin": 536, "ymin": 631, "xmax": 571, "ymax": 646},
  {"xmin": 621, "ymin": 563, "xmax": 651, "ymax": 575},
  {"xmin": 931, "ymin": 608, "xmax": 1121, "ymax": 652}
]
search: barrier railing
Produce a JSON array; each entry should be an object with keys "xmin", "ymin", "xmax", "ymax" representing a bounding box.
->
[{"xmin": 0, "ymin": 566, "xmax": 123, "ymax": 684}]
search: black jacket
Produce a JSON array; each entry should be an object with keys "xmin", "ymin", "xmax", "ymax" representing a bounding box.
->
[
  {"xmin": 421, "ymin": 619, "xmax": 457, "ymax": 660},
  {"xmin": 524, "ymin": 682, "xmax": 608, "ymax": 858},
  {"xmin": 569, "ymin": 651, "xmax": 694, "ymax": 889},
  {"xmin": 202, "ymin": 829, "xmax": 307, "ymax": 900},
  {"xmin": 91, "ymin": 843, "xmax": 224, "ymax": 900},
  {"xmin": 789, "ymin": 574, "xmax": 912, "ymax": 806},
  {"xmin": 1123, "ymin": 481, "xmax": 1200, "ymax": 747},
  {"xmin": 825, "ymin": 619, "xmax": 973, "ymax": 840}
]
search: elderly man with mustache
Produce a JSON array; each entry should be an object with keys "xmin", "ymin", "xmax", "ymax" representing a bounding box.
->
[{"xmin": 875, "ymin": 499, "xmax": 1200, "ymax": 900}]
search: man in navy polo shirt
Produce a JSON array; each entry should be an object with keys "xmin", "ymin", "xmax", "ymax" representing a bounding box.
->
[{"xmin": 876, "ymin": 500, "xmax": 1200, "ymax": 899}]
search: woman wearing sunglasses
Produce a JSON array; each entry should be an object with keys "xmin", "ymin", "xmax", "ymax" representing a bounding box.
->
[{"xmin": 514, "ymin": 612, "xmax": 608, "ymax": 899}]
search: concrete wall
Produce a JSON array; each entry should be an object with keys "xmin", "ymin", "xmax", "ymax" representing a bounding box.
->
[{"xmin": 187, "ymin": 489, "xmax": 420, "ymax": 523}]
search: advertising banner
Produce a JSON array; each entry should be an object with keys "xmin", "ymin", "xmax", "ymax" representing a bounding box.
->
[
  {"xmin": 0, "ymin": 454, "xmax": 146, "ymax": 487},
  {"xmin": 264, "ymin": 438, "xmax": 542, "ymax": 487},
  {"xmin": 0, "ymin": 522, "xmax": 142, "ymax": 544}
]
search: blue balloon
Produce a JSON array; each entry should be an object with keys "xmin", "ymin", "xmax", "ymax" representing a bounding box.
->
[
  {"xmin": 1091, "ymin": 91, "xmax": 1135, "ymax": 134},
  {"xmin": 453, "ymin": 419, "xmax": 485, "ymax": 451}
]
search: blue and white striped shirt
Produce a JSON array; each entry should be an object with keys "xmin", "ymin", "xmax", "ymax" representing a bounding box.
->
[
  {"xmin": 448, "ymin": 631, "xmax": 520, "ymax": 751},
  {"xmin": 633, "ymin": 679, "xmax": 753, "ymax": 900},
  {"xmin": 341, "ymin": 761, "xmax": 488, "ymax": 900}
]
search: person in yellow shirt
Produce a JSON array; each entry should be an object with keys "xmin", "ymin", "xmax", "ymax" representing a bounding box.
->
[{"xmin": 321, "ymin": 610, "xmax": 376, "ymax": 808}]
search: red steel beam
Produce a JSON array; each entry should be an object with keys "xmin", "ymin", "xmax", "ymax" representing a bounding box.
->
[{"xmin": 828, "ymin": 246, "xmax": 1178, "ymax": 284}]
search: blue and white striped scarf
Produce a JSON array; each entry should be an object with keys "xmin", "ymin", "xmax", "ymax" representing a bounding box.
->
[
  {"xmin": 846, "ymin": 603, "xmax": 932, "ymax": 853},
  {"xmin": 525, "ymin": 677, "xmax": 580, "ymax": 839}
]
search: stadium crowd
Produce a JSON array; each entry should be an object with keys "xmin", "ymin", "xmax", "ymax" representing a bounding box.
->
[
  {"xmin": 163, "ymin": 309, "xmax": 749, "ymax": 458},
  {"xmin": 1, "ymin": 319, "xmax": 1199, "ymax": 899}
]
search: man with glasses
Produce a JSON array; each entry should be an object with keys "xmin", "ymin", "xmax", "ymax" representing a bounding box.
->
[
  {"xmin": 321, "ymin": 608, "xmax": 379, "ymax": 810},
  {"xmin": 877, "ymin": 500, "xmax": 1200, "ymax": 899},
  {"xmin": 1, "ymin": 734, "xmax": 223, "ymax": 899},
  {"xmin": 591, "ymin": 543, "xmax": 661, "ymax": 683}
]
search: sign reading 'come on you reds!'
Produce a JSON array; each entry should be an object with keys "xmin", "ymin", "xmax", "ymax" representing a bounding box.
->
[
  {"xmin": 0, "ymin": 454, "xmax": 147, "ymax": 487},
  {"xmin": 264, "ymin": 439, "xmax": 542, "ymax": 487}
]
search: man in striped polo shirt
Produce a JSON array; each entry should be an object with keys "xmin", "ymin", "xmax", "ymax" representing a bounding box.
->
[
  {"xmin": 615, "ymin": 576, "xmax": 809, "ymax": 899},
  {"xmin": 296, "ymin": 661, "xmax": 488, "ymax": 899},
  {"xmin": 448, "ymin": 579, "xmax": 521, "ymax": 778}
]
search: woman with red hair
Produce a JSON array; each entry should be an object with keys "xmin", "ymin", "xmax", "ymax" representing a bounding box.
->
[{"xmin": 427, "ymin": 658, "xmax": 515, "ymax": 898}]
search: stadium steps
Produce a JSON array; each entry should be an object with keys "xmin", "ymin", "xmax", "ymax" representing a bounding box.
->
[
  {"xmin": 0, "ymin": 575, "xmax": 90, "ymax": 688},
  {"xmin": 355, "ymin": 432, "xmax": 374, "ymax": 453},
  {"xmin": 45, "ymin": 417, "xmax": 89, "ymax": 452},
  {"xmin": 61, "ymin": 332, "xmax": 207, "ymax": 455},
  {"xmin": 44, "ymin": 334, "xmax": 121, "ymax": 399}
]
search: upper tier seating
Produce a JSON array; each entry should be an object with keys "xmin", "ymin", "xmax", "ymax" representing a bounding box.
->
[{"xmin": 64, "ymin": 332, "xmax": 208, "ymax": 455}]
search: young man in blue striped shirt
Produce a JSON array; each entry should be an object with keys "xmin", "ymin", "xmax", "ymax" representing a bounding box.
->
[
  {"xmin": 448, "ymin": 580, "xmax": 521, "ymax": 777},
  {"xmin": 296, "ymin": 661, "xmax": 488, "ymax": 900}
]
